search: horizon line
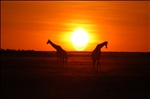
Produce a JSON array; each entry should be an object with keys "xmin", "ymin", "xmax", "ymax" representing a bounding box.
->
[{"xmin": 0, "ymin": 49, "xmax": 149, "ymax": 53}]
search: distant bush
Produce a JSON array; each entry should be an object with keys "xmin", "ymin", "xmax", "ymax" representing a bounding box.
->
[{"xmin": 0, "ymin": 49, "xmax": 56, "ymax": 57}]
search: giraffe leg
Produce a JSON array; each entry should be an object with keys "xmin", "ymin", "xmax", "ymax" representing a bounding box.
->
[
  {"xmin": 92, "ymin": 60, "xmax": 96, "ymax": 72},
  {"xmin": 64, "ymin": 57, "xmax": 67, "ymax": 69},
  {"xmin": 60, "ymin": 58, "xmax": 62, "ymax": 67},
  {"xmin": 62, "ymin": 58, "xmax": 65, "ymax": 67},
  {"xmin": 59, "ymin": 57, "xmax": 62, "ymax": 67},
  {"xmin": 97, "ymin": 60, "xmax": 101, "ymax": 72},
  {"xmin": 96, "ymin": 60, "xmax": 98, "ymax": 72},
  {"xmin": 57, "ymin": 57, "xmax": 59, "ymax": 67},
  {"xmin": 65, "ymin": 57, "xmax": 67, "ymax": 67},
  {"xmin": 59, "ymin": 58, "xmax": 61, "ymax": 67}
]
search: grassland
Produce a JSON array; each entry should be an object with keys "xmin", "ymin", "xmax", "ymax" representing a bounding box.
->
[{"xmin": 1, "ymin": 51, "xmax": 150, "ymax": 99}]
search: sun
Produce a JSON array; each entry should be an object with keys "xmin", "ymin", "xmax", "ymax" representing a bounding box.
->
[{"xmin": 71, "ymin": 27, "xmax": 89, "ymax": 51}]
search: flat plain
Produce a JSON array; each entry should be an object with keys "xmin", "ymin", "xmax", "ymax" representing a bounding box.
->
[{"xmin": 1, "ymin": 51, "xmax": 150, "ymax": 99}]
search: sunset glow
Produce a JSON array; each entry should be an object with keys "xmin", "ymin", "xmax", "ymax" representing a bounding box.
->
[
  {"xmin": 71, "ymin": 28, "xmax": 89, "ymax": 51},
  {"xmin": 1, "ymin": 1, "xmax": 149, "ymax": 52}
]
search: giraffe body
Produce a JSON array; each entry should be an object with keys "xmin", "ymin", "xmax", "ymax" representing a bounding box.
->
[
  {"xmin": 92, "ymin": 41, "xmax": 108, "ymax": 71},
  {"xmin": 47, "ymin": 39, "xmax": 67, "ymax": 67}
]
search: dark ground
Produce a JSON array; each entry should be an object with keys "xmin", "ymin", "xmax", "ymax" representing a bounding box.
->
[{"xmin": 1, "ymin": 51, "xmax": 150, "ymax": 99}]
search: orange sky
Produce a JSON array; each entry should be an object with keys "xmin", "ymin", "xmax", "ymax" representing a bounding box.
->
[{"xmin": 1, "ymin": 1, "xmax": 150, "ymax": 52}]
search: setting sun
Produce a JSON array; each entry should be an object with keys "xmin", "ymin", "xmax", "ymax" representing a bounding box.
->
[
  {"xmin": 71, "ymin": 28, "xmax": 89, "ymax": 51},
  {"xmin": 1, "ymin": 1, "xmax": 149, "ymax": 52}
]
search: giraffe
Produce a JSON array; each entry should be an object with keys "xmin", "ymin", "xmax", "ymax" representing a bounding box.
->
[
  {"xmin": 46, "ymin": 39, "xmax": 67, "ymax": 67},
  {"xmin": 91, "ymin": 41, "xmax": 108, "ymax": 71}
]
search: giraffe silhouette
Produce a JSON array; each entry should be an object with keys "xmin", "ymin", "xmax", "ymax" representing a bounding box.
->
[
  {"xmin": 46, "ymin": 39, "xmax": 67, "ymax": 67},
  {"xmin": 92, "ymin": 41, "xmax": 108, "ymax": 71}
]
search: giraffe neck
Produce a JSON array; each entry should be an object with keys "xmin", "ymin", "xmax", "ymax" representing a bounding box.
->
[
  {"xmin": 95, "ymin": 43, "xmax": 106, "ymax": 51},
  {"xmin": 49, "ymin": 41, "xmax": 60, "ymax": 50},
  {"xmin": 100, "ymin": 43, "xmax": 106, "ymax": 48}
]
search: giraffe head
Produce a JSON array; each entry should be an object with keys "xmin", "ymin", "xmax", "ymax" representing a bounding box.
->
[
  {"xmin": 46, "ymin": 39, "xmax": 51, "ymax": 44},
  {"xmin": 104, "ymin": 41, "xmax": 108, "ymax": 49}
]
